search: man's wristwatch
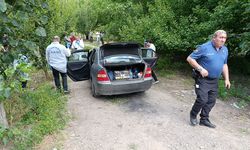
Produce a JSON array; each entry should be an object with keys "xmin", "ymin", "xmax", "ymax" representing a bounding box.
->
[{"xmin": 197, "ymin": 67, "xmax": 203, "ymax": 72}]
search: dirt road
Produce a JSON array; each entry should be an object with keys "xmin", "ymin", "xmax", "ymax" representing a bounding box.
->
[{"xmin": 38, "ymin": 76, "xmax": 250, "ymax": 150}]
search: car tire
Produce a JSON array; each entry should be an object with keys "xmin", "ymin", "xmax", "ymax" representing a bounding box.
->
[{"xmin": 91, "ymin": 81, "xmax": 98, "ymax": 97}]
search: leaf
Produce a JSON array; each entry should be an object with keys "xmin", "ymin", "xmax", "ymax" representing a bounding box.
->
[
  {"xmin": 24, "ymin": 40, "xmax": 37, "ymax": 51},
  {"xmin": 4, "ymin": 87, "xmax": 11, "ymax": 98},
  {"xmin": 3, "ymin": 26, "xmax": 12, "ymax": 34},
  {"xmin": 40, "ymin": 15, "xmax": 48, "ymax": 25},
  {"xmin": 29, "ymin": 0, "xmax": 35, "ymax": 5},
  {"xmin": 41, "ymin": 2, "xmax": 48, "ymax": 9},
  {"xmin": 0, "ymin": 0, "xmax": 7, "ymax": 12},
  {"xmin": 9, "ymin": 39, "xmax": 19, "ymax": 47},
  {"xmin": 16, "ymin": 11, "xmax": 29, "ymax": 21},
  {"xmin": 35, "ymin": 27, "xmax": 47, "ymax": 37},
  {"xmin": 11, "ymin": 20, "xmax": 20, "ymax": 27},
  {"xmin": 2, "ymin": 137, "xmax": 8, "ymax": 145},
  {"xmin": 0, "ymin": 13, "xmax": 9, "ymax": 23}
]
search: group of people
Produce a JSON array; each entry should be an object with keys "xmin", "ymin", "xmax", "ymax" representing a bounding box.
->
[
  {"xmin": 47, "ymin": 29, "xmax": 231, "ymax": 128},
  {"xmin": 46, "ymin": 31, "xmax": 103, "ymax": 94},
  {"xmin": 63, "ymin": 32, "xmax": 85, "ymax": 50}
]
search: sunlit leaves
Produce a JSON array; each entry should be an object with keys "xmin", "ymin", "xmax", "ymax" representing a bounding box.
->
[
  {"xmin": 35, "ymin": 27, "xmax": 46, "ymax": 37},
  {"xmin": 0, "ymin": 0, "xmax": 7, "ymax": 12},
  {"xmin": 40, "ymin": 15, "xmax": 48, "ymax": 25},
  {"xmin": 24, "ymin": 41, "xmax": 37, "ymax": 51},
  {"xmin": 16, "ymin": 11, "xmax": 29, "ymax": 21}
]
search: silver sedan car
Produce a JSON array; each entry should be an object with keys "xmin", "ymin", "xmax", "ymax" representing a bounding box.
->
[{"xmin": 67, "ymin": 42, "xmax": 158, "ymax": 97}]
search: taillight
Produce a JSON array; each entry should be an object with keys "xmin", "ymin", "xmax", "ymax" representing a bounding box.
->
[
  {"xmin": 97, "ymin": 69, "xmax": 110, "ymax": 81},
  {"xmin": 144, "ymin": 67, "xmax": 152, "ymax": 78}
]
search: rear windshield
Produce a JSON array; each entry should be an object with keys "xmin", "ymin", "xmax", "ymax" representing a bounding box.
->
[
  {"xmin": 103, "ymin": 47, "xmax": 139, "ymax": 57},
  {"xmin": 104, "ymin": 54, "xmax": 141, "ymax": 64}
]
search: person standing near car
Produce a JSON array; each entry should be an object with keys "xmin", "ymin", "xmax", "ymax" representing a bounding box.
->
[
  {"xmin": 46, "ymin": 36, "xmax": 71, "ymax": 94},
  {"xmin": 186, "ymin": 30, "xmax": 231, "ymax": 128},
  {"xmin": 71, "ymin": 35, "xmax": 85, "ymax": 51},
  {"xmin": 145, "ymin": 39, "xmax": 159, "ymax": 84}
]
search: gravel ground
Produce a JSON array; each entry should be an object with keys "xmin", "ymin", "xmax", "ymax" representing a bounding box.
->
[{"xmin": 37, "ymin": 76, "xmax": 250, "ymax": 150}]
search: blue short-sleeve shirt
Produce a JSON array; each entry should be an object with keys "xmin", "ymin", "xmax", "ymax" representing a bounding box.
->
[{"xmin": 189, "ymin": 41, "xmax": 228, "ymax": 79}]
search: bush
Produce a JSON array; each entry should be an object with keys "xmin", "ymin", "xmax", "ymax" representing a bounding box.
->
[{"xmin": 1, "ymin": 83, "xmax": 68, "ymax": 149}]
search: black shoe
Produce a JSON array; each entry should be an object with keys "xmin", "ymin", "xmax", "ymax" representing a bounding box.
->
[
  {"xmin": 190, "ymin": 113, "xmax": 198, "ymax": 126},
  {"xmin": 199, "ymin": 119, "xmax": 216, "ymax": 128}
]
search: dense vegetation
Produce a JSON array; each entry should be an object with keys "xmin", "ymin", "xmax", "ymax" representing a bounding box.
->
[
  {"xmin": 0, "ymin": 0, "xmax": 249, "ymax": 149},
  {"xmin": 76, "ymin": 0, "xmax": 250, "ymax": 72}
]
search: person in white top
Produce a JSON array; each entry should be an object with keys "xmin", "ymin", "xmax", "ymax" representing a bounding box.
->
[
  {"xmin": 46, "ymin": 36, "xmax": 71, "ymax": 93},
  {"xmin": 146, "ymin": 39, "xmax": 156, "ymax": 57},
  {"xmin": 71, "ymin": 35, "xmax": 84, "ymax": 50},
  {"xmin": 145, "ymin": 39, "xmax": 159, "ymax": 84},
  {"xmin": 96, "ymin": 31, "xmax": 100, "ymax": 43}
]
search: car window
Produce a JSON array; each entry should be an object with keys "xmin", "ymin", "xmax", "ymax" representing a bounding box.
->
[
  {"xmin": 141, "ymin": 48, "xmax": 156, "ymax": 58},
  {"xmin": 68, "ymin": 51, "xmax": 88, "ymax": 62}
]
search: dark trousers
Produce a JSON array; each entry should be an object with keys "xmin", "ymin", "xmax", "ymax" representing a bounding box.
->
[
  {"xmin": 51, "ymin": 67, "xmax": 68, "ymax": 91},
  {"xmin": 190, "ymin": 77, "xmax": 218, "ymax": 120},
  {"xmin": 152, "ymin": 70, "xmax": 158, "ymax": 82}
]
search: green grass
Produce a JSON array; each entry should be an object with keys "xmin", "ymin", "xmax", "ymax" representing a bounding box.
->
[
  {"xmin": 1, "ymin": 83, "xmax": 68, "ymax": 150},
  {"xmin": 218, "ymin": 79, "xmax": 250, "ymax": 108}
]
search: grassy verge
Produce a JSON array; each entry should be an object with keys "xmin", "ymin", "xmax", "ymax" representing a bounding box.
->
[
  {"xmin": 218, "ymin": 79, "xmax": 250, "ymax": 108},
  {"xmin": 0, "ymin": 83, "xmax": 68, "ymax": 150}
]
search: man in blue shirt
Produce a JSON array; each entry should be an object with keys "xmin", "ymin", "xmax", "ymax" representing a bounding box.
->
[{"xmin": 187, "ymin": 30, "xmax": 231, "ymax": 128}]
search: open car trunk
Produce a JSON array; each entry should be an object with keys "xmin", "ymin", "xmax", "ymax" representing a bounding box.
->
[{"xmin": 105, "ymin": 63, "xmax": 145, "ymax": 81}]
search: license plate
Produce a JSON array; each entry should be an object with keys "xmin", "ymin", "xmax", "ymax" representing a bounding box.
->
[{"xmin": 114, "ymin": 70, "xmax": 130, "ymax": 80}]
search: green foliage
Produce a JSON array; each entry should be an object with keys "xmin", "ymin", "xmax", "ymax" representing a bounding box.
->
[
  {"xmin": 218, "ymin": 79, "xmax": 250, "ymax": 107},
  {"xmin": 218, "ymin": 79, "xmax": 230, "ymax": 99},
  {"xmin": 35, "ymin": 27, "xmax": 47, "ymax": 37},
  {"xmin": 0, "ymin": 83, "xmax": 67, "ymax": 149},
  {"xmin": 0, "ymin": 57, "xmax": 31, "ymax": 102},
  {"xmin": 0, "ymin": 126, "xmax": 13, "ymax": 145},
  {"xmin": 0, "ymin": 0, "xmax": 7, "ymax": 12},
  {"xmin": 61, "ymin": 0, "xmax": 250, "ymax": 65},
  {"xmin": 228, "ymin": 56, "xmax": 250, "ymax": 75}
]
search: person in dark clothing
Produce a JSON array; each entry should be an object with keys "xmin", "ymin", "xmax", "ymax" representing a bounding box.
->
[
  {"xmin": 100, "ymin": 31, "xmax": 105, "ymax": 45},
  {"xmin": 186, "ymin": 30, "xmax": 231, "ymax": 128}
]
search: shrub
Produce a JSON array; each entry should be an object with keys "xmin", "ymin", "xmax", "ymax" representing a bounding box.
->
[{"xmin": 1, "ymin": 83, "xmax": 68, "ymax": 149}]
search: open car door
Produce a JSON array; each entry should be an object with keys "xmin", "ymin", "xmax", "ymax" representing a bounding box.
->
[
  {"xmin": 67, "ymin": 50, "xmax": 90, "ymax": 81},
  {"xmin": 141, "ymin": 48, "xmax": 158, "ymax": 68}
]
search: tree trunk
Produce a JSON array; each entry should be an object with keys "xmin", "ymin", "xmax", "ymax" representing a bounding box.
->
[
  {"xmin": 0, "ymin": 102, "xmax": 9, "ymax": 128},
  {"xmin": 43, "ymin": 67, "xmax": 49, "ymax": 80}
]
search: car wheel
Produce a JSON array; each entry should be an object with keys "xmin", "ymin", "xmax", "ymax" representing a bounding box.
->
[{"xmin": 91, "ymin": 82, "xmax": 98, "ymax": 97}]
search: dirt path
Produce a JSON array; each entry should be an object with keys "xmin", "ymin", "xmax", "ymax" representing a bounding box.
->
[{"xmin": 38, "ymin": 76, "xmax": 250, "ymax": 150}]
